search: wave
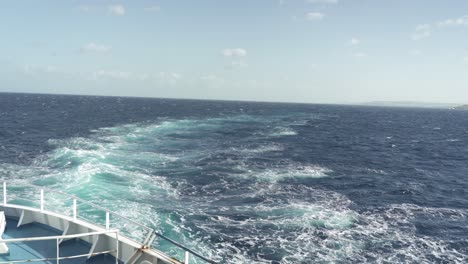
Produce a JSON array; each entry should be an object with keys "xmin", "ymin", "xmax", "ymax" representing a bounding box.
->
[
  {"xmin": 246, "ymin": 164, "xmax": 331, "ymax": 182},
  {"xmin": 269, "ymin": 127, "xmax": 298, "ymax": 137},
  {"xmin": 176, "ymin": 177, "xmax": 468, "ymax": 263},
  {"xmin": 2, "ymin": 112, "xmax": 466, "ymax": 263}
]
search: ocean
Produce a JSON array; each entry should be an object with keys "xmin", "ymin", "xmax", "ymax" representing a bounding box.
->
[{"xmin": 0, "ymin": 92, "xmax": 467, "ymax": 263}]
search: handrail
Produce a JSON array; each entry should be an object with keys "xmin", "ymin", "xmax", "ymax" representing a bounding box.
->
[
  {"xmin": 1, "ymin": 230, "xmax": 117, "ymax": 243},
  {"xmin": 0, "ymin": 230, "xmax": 119, "ymax": 264},
  {"xmin": 1, "ymin": 182, "xmax": 217, "ymax": 264},
  {"xmin": 154, "ymin": 231, "xmax": 217, "ymax": 264},
  {"xmin": 22, "ymin": 183, "xmax": 154, "ymax": 233},
  {"xmin": 0, "ymin": 250, "xmax": 116, "ymax": 264}
]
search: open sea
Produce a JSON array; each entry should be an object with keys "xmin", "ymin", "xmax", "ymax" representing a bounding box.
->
[{"xmin": 0, "ymin": 92, "xmax": 467, "ymax": 263}]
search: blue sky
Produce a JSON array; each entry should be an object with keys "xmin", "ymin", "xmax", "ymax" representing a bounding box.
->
[{"xmin": 0, "ymin": 0, "xmax": 467, "ymax": 103}]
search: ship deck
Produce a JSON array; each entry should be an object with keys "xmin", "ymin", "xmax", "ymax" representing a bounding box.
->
[{"xmin": 1, "ymin": 218, "xmax": 119, "ymax": 264}]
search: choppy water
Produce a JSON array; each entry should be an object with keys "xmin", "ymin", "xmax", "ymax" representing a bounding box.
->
[{"xmin": 0, "ymin": 93, "xmax": 467, "ymax": 263}]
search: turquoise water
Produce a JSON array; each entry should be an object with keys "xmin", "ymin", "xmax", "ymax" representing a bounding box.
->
[{"xmin": 0, "ymin": 93, "xmax": 467, "ymax": 263}]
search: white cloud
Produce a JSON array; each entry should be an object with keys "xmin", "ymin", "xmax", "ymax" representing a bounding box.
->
[
  {"xmin": 222, "ymin": 48, "xmax": 247, "ymax": 57},
  {"xmin": 412, "ymin": 24, "xmax": 431, "ymax": 40},
  {"xmin": 464, "ymin": 56, "xmax": 468, "ymax": 62},
  {"xmin": 156, "ymin": 72, "xmax": 182, "ymax": 85},
  {"xmin": 158, "ymin": 72, "xmax": 181, "ymax": 80},
  {"xmin": 92, "ymin": 70, "xmax": 149, "ymax": 81},
  {"xmin": 91, "ymin": 70, "xmax": 181, "ymax": 82},
  {"xmin": 409, "ymin": 49, "xmax": 422, "ymax": 56},
  {"xmin": 81, "ymin": 43, "xmax": 111, "ymax": 53},
  {"xmin": 438, "ymin": 15, "xmax": 468, "ymax": 27},
  {"xmin": 353, "ymin": 52, "xmax": 367, "ymax": 58},
  {"xmin": 307, "ymin": 0, "xmax": 338, "ymax": 4},
  {"xmin": 306, "ymin": 12, "xmax": 325, "ymax": 21},
  {"xmin": 145, "ymin": 5, "xmax": 161, "ymax": 12},
  {"xmin": 411, "ymin": 16, "xmax": 468, "ymax": 41},
  {"xmin": 201, "ymin": 74, "xmax": 217, "ymax": 81},
  {"xmin": 24, "ymin": 64, "xmax": 63, "ymax": 75},
  {"xmin": 94, "ymin": 70, "xmax": 132, "ymax": 80},
  {"xmin": 109, "ymin": 5, "xmax": 125, "ymax": 16},
  {"xmin": 230, "ymin": 61, "xmax": 248, "ymax": 68},
  {"xmin": 349, "ymin": 38, "xmax": 360, "ymax": 45},
  {"xmin": 78, "ymin": 5, "xmax": 95, "ymax": 13}
]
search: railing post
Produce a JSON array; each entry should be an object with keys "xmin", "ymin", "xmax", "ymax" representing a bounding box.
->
[
  {"xmin": 56, "ymin": 238, "xmax": 60, "ymax": 264},
  {"xmin": 40, "ymin": 189, "xmax": 44, "ymax": 212},
  {"xmin": 73, "ymin": 199, "xmax": 77, "ymax": 221},
  {"xmin": 185, "ymin": 251, "xmax": 189, "ymax": 264},
  {"xmin": 106, "ymin": 211, "xmax": 110, "ymax": 230},
  {"xmin": 3, "ymin": 182, "xmax": 6, "ymax": 206},
  {"xmin": 115, "ymin": 231, "xmax": 119, "ymax": 264}
]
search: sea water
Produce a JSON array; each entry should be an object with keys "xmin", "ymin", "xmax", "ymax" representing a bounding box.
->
[{"xmin": 0, "ymin": 93, "xmax": 467, "ymax": 263}]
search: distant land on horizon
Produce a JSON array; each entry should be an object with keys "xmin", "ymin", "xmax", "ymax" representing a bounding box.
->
[
  {"xmin": 453, "ymin": 105, "xmax": 468, "ymax": 110},
  {"xmin": 361, "ymin": 101, "xmax": 460, "ymax": 109},
  {"xmin": 0, "ymin": 92, "xmax": 466, "ymax": 109}
]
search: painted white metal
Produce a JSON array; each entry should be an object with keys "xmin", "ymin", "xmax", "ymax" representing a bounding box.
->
[
  {"xmin": 0, "ymin": 182, "xmax": 209, "ymax": 264},
  {"xmin": 0, "ymin": 230, "xmax": 117, "ymax": 243},
  {"xmin": 185, "ymin": 251, "xmax": 190, "ymax": 264},
  {"xmin": 88, "ymin": 234, "xmax": 100, "ymax": 259},
  {"xmin": 0, "ymin": 212, "xmax": 8, "ymax": 254},
  {"xmin": 116, "ymin": 231, "xmax": 120, "ymax": 264},
  {"xmin": 2, "ymin": 182, "xmax": 5, "ymax": 206},
  {"xmin": 40, "ymin": 189, "xmax": 44, "ymax": 212},
  {"xmin": 58, "ymin": 222, "xmax": 70, "ymax": 245},
  {"xmin": 0, "ymin": 205, "xmax": 182, "ymax": 264},
  {"xmin": 0, "ymin": 230, "xmax": 119, "ymax": 264},
  {"xmin": 73, "ymin": 199, "xmax": 77, "ymax": 221},
  {"xmin": 17, "ymin": 209, "xmax": 35, "ymax": 227},
  {"xmin": 56, "ymin": 237, "xmax": 59, "ymax": 264},
  {"xmin": 106, "ymin": 211, "xmax": 110, "ymax": 230}
]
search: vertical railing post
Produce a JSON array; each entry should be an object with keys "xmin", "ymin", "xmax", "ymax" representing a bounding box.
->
[
  {"xmin": 73, "ymin": 199, "xmax": 77, "ymax": 221},
  {"xmin": 3, "ymin": 182, "xmax": 6, "ymax": 206},
  {"xmin": 106, "ymin": 211, "xmax": 110, "ymax": 230},
  {"xmin": 40, "ymin": 189, "xmax": 44, "ymax": 212},
  {"xmin": 56, "ymin": 238, "xmax": 60, "ymax": 264},
  {"xmin": 185, "ymin": 251, "xmax": 190, "ymax": 264},
  {"xmin": 115, "ymin": 231, "xmax": 119, "ymax": 264}
]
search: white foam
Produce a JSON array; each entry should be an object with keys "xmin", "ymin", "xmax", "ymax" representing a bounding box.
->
[
  {"xmin": 178, "ymin": 181, "xmax": 468, "ymax": 263},
  {"xmin": 182, "ymin": 185, "xmax": 359, "ymax": 263},
  {"xmin": 4, "ymin": 116, "xmax": 467, "ymax": 263},
  {"xmin": 229, "ymin": 144, "xmax": 284, "ymax": 154},
  {"xmin": 269, "ymin": 127, "xmax": 298, "ymax": 137},
  {"xmin": 249, "ymin": 164, "xmax": 332, "ymax": 182}
]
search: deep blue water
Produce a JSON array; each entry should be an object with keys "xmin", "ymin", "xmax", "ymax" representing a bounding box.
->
[{"xmin": 0, "ymin": 92, "xmax": 467, "ymax": 263}]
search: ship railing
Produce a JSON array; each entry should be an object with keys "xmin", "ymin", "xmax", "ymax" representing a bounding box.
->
[
  {"xmin": 0, "ymin": 230, "xmax": 119, "ymax": 264},
  {"xmin": 152, "ymin": 231, "xmax": 217, "ymax": 264},
  {"xmin": 1, "ymin": 182, "xmax": 217, "ymax": 264}
]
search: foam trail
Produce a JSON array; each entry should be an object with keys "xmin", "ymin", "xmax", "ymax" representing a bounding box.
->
[{"xmin": 1, "ymin": 112, "xmax": 466, "ymax": 263}]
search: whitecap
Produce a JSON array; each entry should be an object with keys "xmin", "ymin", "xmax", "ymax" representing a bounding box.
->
[
  {"xmin": 233, "ymin": 164, "xmax": 332, "ymax": 183},
  {"xmin": 269, "ymin": 127, "xmax": 297, "ymax": 137},
  {"xmin": 229, "ymin": 144, "xmax": 284, "ymax": 154}
]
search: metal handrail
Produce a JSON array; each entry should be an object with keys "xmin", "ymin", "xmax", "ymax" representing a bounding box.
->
[
  {"xmin": 0, "ymin": 230, "xmax": 119, "ymax": 264},
  {"xmin": 154, "ymin": 231, "xmax": 217, "ymax": 264},
  {"xmin": 2, "ymin": 182, "xmax": 217, "ymax": 264},
  {"xmin": 17, "ymin": 183, "xmax": 155, "ymax": 245},
  {"xmin": 23, "ymin": 183, "xmax": 154, "ymax": 233},
  {"xmin": 1, "ymin": 229, "xmax": 117, "ymax": 242}
]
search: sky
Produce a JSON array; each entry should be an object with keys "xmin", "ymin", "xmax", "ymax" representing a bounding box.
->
[{"xmin": 0, "ymin": 0, "xmax": 467, "ymax": 104}]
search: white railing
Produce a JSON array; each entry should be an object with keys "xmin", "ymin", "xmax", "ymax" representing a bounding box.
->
[
  {"xmin": 0, "ymin": 230, "xmax": 119, "ymax": 264},
  {"xmin": 1, "ymin": 182, "xmax": 217, "ymax": 264},
  {"xmin": 2, "ymin": 182, "xmax": 153, "ymax": 244}
]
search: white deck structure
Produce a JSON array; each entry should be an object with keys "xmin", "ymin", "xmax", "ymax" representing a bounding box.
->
[{"xmin": 0, "ymin": 182, "xmax": 216, "ymax": 264}]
